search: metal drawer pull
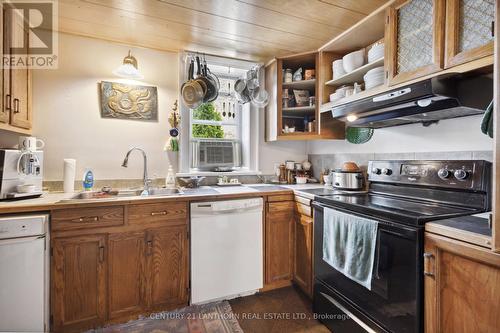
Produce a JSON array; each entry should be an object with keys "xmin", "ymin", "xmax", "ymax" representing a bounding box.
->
[
  {"xmin": 79, "ymin": 216, "xmax": 99, "ymax": 222},
  {"xmin": 5, "ymin": 94, "xmax": 11, "ymax": 111},
  {"xmin": 151, "ymin": 211, "xmax": 167, "ymax": 216},
  {"xmin": 13, "ymin": 98, "xmax": 19, "ymax": 113},
  {"xmin": 423, "ymin": 252, "xmax": 435, "ymax": 277}
]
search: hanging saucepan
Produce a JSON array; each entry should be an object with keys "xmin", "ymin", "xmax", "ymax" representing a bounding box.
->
[
  {"xmin": 201, "ymin": 56, "xmax": 218, "ymax": 102},
  {"xmin": 234, "ymin": 78, "xmax": 251, "ymax": 103},
  {"xmin": 194, "ymin": 56, "xmax": 209, "ymax": 102},
  {"xmin": 181, "ymin": 58, "xmax": 205, "ymax": 109},
  {"xmin": 246, "ymin": 67, "xmax": 259, "ymax": 90},
  {"xmin": 251, "ymin": 86, "xmax": 269, "ymax": 107},
  {"xmin": 249, "ymin": 66, "xmax": 269, "ymax": 107}
]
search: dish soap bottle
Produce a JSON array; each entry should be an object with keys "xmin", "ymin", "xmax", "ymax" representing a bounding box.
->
[
  {"xmin": 83, "ymin": 169, "xmax": 94, "ymax": 191},
  {"xmin": 165, "ymin": 165, "xmax": 176, "ymax": 189}
]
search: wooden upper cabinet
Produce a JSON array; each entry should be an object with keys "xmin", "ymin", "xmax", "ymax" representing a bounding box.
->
[
  {"xmin": 265, "ymin": 201, "xmax": 294, "ymax": 284},
  {"xmin": 386, "ymin": 0, "xmax": 445, "ymax": 86},
  {"xmin": 108, "ymin": 231, "xmax": 146, "ymax": 320},
  {"xmin": 147, "ymin": 226, "xmax": 188, "ymax": 309},
  {"xmin": 424, "ymin": 233, "xmax": 500, "ymax": 333},
  {"xmin": 445, "ymin": 0, "xmax": 495, "ymax": 68},
  {"xmin": 2, "ymin": 3, "xmax": 31, "ymax": 130},
  {"xmin": 52, "ymin": 234, "xmax": 107, "ymax": 332}
]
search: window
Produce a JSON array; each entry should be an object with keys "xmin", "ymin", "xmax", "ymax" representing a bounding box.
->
[{"xmin": 178, "ymin": 54, "xmax": 259, "ymax": 174}]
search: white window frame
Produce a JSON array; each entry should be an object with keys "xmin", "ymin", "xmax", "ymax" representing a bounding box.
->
[{"xmin": 177, "ymin": 52, "xmax": 261, "ymax": 176}]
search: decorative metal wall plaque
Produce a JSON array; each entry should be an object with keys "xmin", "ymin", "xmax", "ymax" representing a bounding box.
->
[{"xmin": 100, "ymin": 81, "xmax": 158, "ymax": 121}]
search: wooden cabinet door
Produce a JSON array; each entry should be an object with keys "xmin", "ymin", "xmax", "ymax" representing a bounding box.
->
[
  {"xmin": 52, "ymin": 234, "xmax": 107, "ymax": 332},
  {"xmin": 146, "ymin": 226, "xmax": 188, "ymax": 310},
  {"xmin": 424, "ymin": 233, "xmax": 500, "ymax": 333},
  {"xmin": 3, "ymin": 4, "xmax": 30, "ymax": 129},
  {"xmin": 293, "ymin": 214, "xmax": 313, "ymax": 296},
  {"xmin": 265, "ymin": 201, "xmax": 294, "ymax": 284},
  {"xmin": 386, "ymin": 0, "xmax": 445, "ymax": 86},
  {"xmin": 445, "ymin": 0, "xmax": 495, "ymax": 68},
  {"xmin": 108, "ymin": 231, "xmax": 147, "ymax": 320}
]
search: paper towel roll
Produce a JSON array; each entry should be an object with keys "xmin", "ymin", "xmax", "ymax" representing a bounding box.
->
[{"xmin": 63, "ymin": 159, "xmax": 76, "ymax": 193}]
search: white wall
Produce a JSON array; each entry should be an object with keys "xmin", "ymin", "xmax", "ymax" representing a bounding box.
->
[
  {"xmin": 307, "ymin": 115, "xmax": 493, "ymax": 154},
  {"xmin": 31, "ymin": 33, "xmax": 179, "ymax": 181}
]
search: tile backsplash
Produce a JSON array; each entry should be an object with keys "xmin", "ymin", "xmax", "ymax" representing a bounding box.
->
[{"xmin": 309, "ymin": 150, "xmax": 493, "ymax": 178}]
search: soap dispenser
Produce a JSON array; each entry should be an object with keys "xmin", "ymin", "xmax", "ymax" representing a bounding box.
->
[{"xmin": 165, "ymin": 165, "xmax": 176, "ymax": 188}]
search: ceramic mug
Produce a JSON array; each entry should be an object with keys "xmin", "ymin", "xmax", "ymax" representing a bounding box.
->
[{"xmin": 19, "ymin": 136, "xmax": 45, "ymax": 151}]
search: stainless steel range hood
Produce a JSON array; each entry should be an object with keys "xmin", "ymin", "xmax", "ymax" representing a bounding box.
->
[{"xmin": 331, "ymin": 73, "xmax": 493, "ymax": 128}]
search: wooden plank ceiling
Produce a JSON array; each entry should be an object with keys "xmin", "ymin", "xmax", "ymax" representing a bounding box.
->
[{"xmin": 58, "ymin": 0, "xmax": 389, "ymax": 61}]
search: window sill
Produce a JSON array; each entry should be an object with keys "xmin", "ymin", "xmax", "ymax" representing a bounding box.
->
[{"xmin": 176, "ymin": 170, "xmax": 262, "ymax": 177}]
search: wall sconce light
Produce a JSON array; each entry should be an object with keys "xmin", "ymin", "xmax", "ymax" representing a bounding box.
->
[{"xmin": 113, "ymin": 50, "xmax": 144, "ymax": 79}]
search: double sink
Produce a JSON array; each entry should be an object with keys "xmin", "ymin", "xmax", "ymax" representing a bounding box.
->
[{"xmin": 67, "ymin": 187, "xmax": 183, "ymax": 201}]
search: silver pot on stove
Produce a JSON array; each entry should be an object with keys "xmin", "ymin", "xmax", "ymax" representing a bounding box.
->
[{"xmin": 331, "ymin": 169, "xmax": 364, "ymax": 190}]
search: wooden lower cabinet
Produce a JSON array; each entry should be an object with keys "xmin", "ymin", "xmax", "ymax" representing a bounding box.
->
[
  {"xmin": 51, "ymin": 203, "xmax": 189, "ymax": 333},
  {"xmin": 293, "ymin": 214, "xmax": 313, "ymax": 296},
  {"xmin": 265, "ymin": 200, "xmax": 294, "ymax": 286},
  {"xmin": 108, "ymin": 231, "xmax": 146, "ymax": 320},
  {"xmin": 52, "ymin": 234, "xmax": 107, "ymax": 332},
  {"xmin": 147, "ymin": 226, "xmax": 189, "ymax": 309},
  {"xmin": 424, "ymin": 233, "xmax": 500, "ymax": 333}
]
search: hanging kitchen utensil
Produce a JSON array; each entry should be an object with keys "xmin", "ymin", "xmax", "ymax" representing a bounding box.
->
[
  {"xmin": 346, "ymin": 127, "xmax": 374, "ymax": 144},
  {"xmin": 246, "ymin": 67, "xmax": 259, "ymax": 90},
  {"xmin": 200, "ymin": 55, "xmax": 218, "ymax": 102},
  {"xmin": 228, "ymin": 102, "xmax": 232, "ymax": 118},
  {"xmin": 194, "ymin": 56, "xmax": 210, "ymax": 102},
  {"xmin": 181, "ymin": 58, "xmax": 205, "ymax": 109},
  {"xmin": 250, "ymin": 67, "xmax": 269, "ymax": 107},
  {"xmin": 232, "ymin": 103, "xmax": 236, "ymax": 118},
  {"xmin": 222, "ymin": 102, "xmax": 226, "ymax": 117},
  {"xmin": 234, "ymin": 78, "xmax": 250, "ymax": 104}
]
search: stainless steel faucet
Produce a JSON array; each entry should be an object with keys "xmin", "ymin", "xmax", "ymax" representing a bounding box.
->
[{"xmin": 121, "ymin": 147, "xmax": 151, "ymax": 195}]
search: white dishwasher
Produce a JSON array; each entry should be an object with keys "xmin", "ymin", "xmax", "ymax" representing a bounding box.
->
[
  {"xmin": 190, "ymin": 198, "xmax": 263, "ymax": 304},
  {"xmin": 0, "ymin": 214, "xmax": 49, "ymax": 332}
]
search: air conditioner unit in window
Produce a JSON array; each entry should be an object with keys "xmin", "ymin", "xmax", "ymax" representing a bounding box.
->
[{"xmin": 191, "ymin": 139, "xmax": 241, "ymax": 171}]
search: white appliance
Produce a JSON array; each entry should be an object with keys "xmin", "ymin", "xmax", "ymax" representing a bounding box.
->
[
  {"xmin": 190, "ymin": 198, "xmax": 263, "ymax": 304},
  {"xmin": 0, "ymin": 214, "xmax": 49, "ymax": 332}
]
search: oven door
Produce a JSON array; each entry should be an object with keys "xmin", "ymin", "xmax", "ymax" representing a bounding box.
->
[{"xmin": 313, "ymin": 202, "xmax": 423, "ymax": 333}]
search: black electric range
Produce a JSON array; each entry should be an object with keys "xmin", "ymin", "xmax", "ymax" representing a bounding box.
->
[{"xmin": 312, "ymin": 160, "xmax": 491, "ymax": 333}]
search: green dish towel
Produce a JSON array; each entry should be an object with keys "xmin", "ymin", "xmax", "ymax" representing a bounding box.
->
[{"xmin": 481, "ymin": 100, "xmax": 494, "ymax": 138}]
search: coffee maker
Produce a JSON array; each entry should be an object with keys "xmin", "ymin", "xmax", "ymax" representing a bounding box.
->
[{"xmin": 0, "ymin": 149, "xmax": 43, "ymax": 199}]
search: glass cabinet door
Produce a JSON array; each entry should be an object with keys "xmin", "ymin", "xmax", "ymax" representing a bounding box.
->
[
  {"xmin": 386, "ymin": 0, "xmax": 445, "ymax": 86},
  {"xmin": 445, "ymin": 0, "xmax": 495, "ymax": 68}
]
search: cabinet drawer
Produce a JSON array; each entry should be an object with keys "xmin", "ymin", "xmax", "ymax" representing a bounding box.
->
[
  {"xmin": 295, "ymin": 202, "xmax": 312, "ymax": 217},
  {"xmin": 52, "ymin": 206, "xmax": 124, "ymax": 231},
  {"xmin": 268, "ymin": 194, "xmax": 294, "ymax": 202},
  {"xmin": 268, "ymin": 201, "xmax": 294, "ymax": 213},
  {"xmin": 128, "ymin": 202, "xmax": 187, "ymax": 225},
  {"xmin": 295, "ymin": 195, "xmax": 311, "ymax": 206}
]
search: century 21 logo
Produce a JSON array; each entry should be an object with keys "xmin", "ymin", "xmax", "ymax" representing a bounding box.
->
[{"xmin": 5, "ymin": 1, "xmax": 54, "ymax": 55}]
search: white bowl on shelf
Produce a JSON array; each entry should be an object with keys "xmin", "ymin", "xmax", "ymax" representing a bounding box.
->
[
  {"xmin": 368, "ymin": 43, "xmax": 384, "ymax": 63},
  {"xmin": 363, "ymin": 66, "xmax": 385, "ymax": 90},
  {"xmin": 332, "ymin": 59, "xmax": 346, "ymax": 79},
  {"xmin": 342, "ymin": 49, "xmax": 365, "ymax": 73}
]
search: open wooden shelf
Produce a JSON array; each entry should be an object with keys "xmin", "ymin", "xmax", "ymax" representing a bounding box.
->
[
  {"xmin": 282, "ymin": 79, "xmax": 316, "ymax": 90},
  {"xmin": 325, "ymin": 57, "xmax": 384, "ymax": 87}
]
